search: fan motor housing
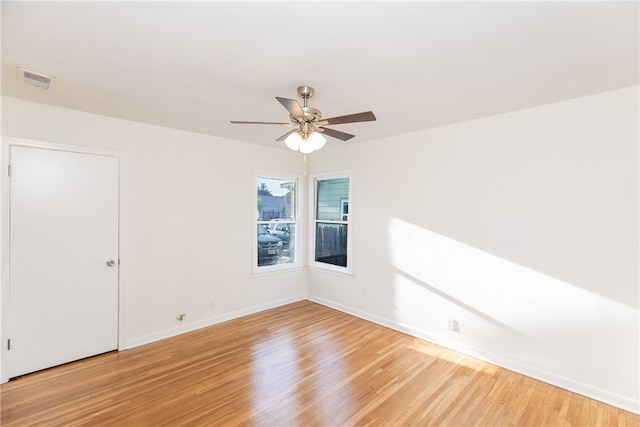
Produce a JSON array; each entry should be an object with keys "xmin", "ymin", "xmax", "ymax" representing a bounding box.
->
[{"xmin": 292, "ymin": 106, "xmax": 321, "ymax": 123}]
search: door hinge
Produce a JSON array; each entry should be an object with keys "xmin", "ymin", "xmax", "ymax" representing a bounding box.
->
[
  {"xmin": 8, "ymin": 164, "xmax": 11, "ymax": 177},
  {"xmin": 7, "ymin": 339, "xmax": 10, "ymax": 350}
]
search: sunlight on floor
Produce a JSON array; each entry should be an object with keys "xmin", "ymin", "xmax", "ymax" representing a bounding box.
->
[{"xmin": 406, "ymin": 339, "xmax": 499, "ymax": 374}]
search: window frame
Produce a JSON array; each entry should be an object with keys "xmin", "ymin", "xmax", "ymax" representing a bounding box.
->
[
  {"xmin": 253, "ymin": 170, "xmax": 302, "ymax": 274},
  {"xmin": 309, "ymin": 170, "xmax": 353, "ymax": 275}
]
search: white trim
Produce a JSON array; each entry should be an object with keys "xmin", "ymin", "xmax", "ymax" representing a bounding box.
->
[
  {"xmin": 1, "ymin": 140, "xmax": 10, "ymax": 383},
  {"xmin": 307, "ymin": 265, "xmax": 354, "ymax": 279},
  {"xmin": 306, "ymin": 294, "xmax": 640, "ymax": 415},
  {"xmin": 117, "ymin": 153, "xmax": 129, "ymax": 351},
  {"xmin": 308, "ymin": 170, "xmax": 353, "ymax": 274},
  {"xmin": 126, "ymin": 295, "xmax": 305, "ymax": 349},
  {"xmin": 252, "ymin": 265, "xmax": 304, "ymax": 278},
  {"xmin": 253, "ymin": 170, "xmax": 303, "ymax": 274},
  {"xmin": 0, "ymin": 137, "xmax": 128, "ymax": 382},
  {"xmin": 0, "ymin": 137, "xmax": 123, "ymax": 157}
]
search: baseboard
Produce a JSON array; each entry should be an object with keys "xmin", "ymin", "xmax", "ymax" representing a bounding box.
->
[
  {"xmin": 307, "ymin": 294, "xmax": 640, "ymax": 415},
  {"xmin": 125, "ymin": 295, "xmax": 306, "ymax": 349}
]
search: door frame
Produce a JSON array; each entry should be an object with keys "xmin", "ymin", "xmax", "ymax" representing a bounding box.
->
[{"xmin": 0, "ymin": 137, "xmax": 128, "ymax": 383}]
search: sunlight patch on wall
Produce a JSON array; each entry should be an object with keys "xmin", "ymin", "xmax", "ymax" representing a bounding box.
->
[{"xmin": 386, "ymin": 217, "xmax": 622, "ymax": 380}]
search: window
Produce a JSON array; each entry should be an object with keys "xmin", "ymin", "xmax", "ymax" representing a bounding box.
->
[
  {"xmin": 255, "ymin": 173, "xmax": 299, "ymax": 271},
  {"xmin": 311, "ymin": 172, "xmax": 352, "ymax": 272}
]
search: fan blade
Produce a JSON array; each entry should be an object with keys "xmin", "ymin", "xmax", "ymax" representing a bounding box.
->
[
  {"xmin": 318, "ymin": 111, "xmax": 376, "ymax": 126},
  {"xmin": 318, "ymin": 127, "xmax": 355, "ymax": 141},
  {"xmin": 276, "ymin": 129, "xmax": 298, "ymax": 142},
  {"xmin": 230, "ymin": 121, "xmax": 293, "ymax": 125},
  {"xmin": 276, "ymin": 97, "xmax": 305, "ymax": 119}
]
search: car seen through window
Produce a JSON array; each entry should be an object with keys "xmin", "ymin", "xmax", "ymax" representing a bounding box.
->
[{"xmin": 257, "ymin": 225, "xmax": 283, "ymax": 266}]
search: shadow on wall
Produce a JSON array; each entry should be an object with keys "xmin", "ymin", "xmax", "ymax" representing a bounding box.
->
[{"xmin": 393, "ymin": 268, "xmax": 522, "ymax": 337}]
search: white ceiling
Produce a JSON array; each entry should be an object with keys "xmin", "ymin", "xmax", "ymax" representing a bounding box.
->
[{"xmin": 2, "ymin": 1, "xmax": 638, "ymax": 150}]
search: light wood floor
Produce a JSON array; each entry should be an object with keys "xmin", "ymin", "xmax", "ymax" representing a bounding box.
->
[{"xmin": 1, "ymin": 301, "xmax": 638, "ymax": 426}]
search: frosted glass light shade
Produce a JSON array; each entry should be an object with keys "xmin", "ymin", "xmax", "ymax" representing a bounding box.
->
[
  {"xmin": 299, "ymin": 140, "xmax": 314, "ymax": 154},
  {"xmin": 284, "ymin": 130, "xmax": 327, "ymax": 153},
  {"xmin": 308, "ymin": 132, "xmax": 326, "ymax": 150},
  {"xmin": 284, "ymin": 132, "xmax": 303, "ymax": 151}
]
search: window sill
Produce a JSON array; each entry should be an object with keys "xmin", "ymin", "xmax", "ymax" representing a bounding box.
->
[
  {"xmin": 252, "ymin": 264, "xmax": 304, "ymax": 278},
  {"xmin": 308, "ymin": 265, "xmax": 353, "ymax": 279}
]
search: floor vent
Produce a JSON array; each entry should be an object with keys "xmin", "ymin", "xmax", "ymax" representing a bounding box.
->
[{"xmin": 18, "ymin": 68, "xmax": 56, "ymax": 91}]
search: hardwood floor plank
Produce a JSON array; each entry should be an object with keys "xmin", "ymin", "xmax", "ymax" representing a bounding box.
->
[{"xmin": 1, "ymin": 301, "xmax": 638, "ymax": 426}]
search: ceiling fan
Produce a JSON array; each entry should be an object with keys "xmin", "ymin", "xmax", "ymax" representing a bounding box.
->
[{"xmin": 230, "ymin": 86, "xmax": 376, "ymax": 153}]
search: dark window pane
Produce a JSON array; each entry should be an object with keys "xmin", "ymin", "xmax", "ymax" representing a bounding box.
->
[{"xmin": 315, "ymin": 223, "xmax": 348, "ymax": 267}]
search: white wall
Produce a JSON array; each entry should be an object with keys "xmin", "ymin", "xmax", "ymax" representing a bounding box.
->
[
  {"xmin": 0, "ymin": 97, "xmax": 306, "ymax": 353},
  {"xmin": 307, "ymin": 87, "xmax": 639, "ymax": 413},
  {"xmin": 1, "ymin": 87, "xmax": 638, "ymax": 413}
]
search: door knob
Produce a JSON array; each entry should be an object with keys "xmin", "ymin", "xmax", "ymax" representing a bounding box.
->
[{"xmin": 106, "ymin": 260, "xmax": 116, "ymax": 267}]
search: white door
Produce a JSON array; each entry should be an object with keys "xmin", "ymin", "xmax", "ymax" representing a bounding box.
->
[{"xmin": 9, "ymin": 145, "xmax": 119, "ymax": 378}]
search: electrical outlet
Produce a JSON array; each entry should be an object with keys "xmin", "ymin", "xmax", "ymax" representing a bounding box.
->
[
  {"xmin": 447, "ymin": 318, "xmax": 458, "ymax": 332},
  {"xmin": 209, "ymin": 299, "xmax": 215, "ymax": 310}
]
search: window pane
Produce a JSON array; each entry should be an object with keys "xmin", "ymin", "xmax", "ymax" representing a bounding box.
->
[
  {"xmin": 315, "ymin": 223, "xmax": 348, "ymax": 267},
  {"xmin": 316, "ymin": 178, "xmax": 349, "ymax": 221},
  {"xmin": 256, "ymin": 176, "xmax": 297, "ymax": 269},
  {"xmin": 257, "ymin": 178, "xmax": 295, "ymax": 221},
  {"xmin": 268, "ymin": 222, "xmax": 295, "ymax": 263},
  {"xmin": 257, "ymin": 223, "xmax": 296, "ymax": 266}
]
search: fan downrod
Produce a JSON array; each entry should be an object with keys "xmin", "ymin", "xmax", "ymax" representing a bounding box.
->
[{"xmin": 294, "ymin": 86, "xmax": 321, "ymax": 122}]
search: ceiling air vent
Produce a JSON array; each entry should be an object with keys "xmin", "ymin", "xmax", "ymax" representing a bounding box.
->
[{"xmin": 18, "ymin": 68, "xmax": 56, "ymax": 91}]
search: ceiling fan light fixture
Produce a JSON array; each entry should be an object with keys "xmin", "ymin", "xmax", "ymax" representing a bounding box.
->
[
  {"xmin": 284, "ymin": 130, "xmax": 325, "ymax": 153},
  {"xmin": 230, "ymin": 85, "xmax": 376, "ymax": 152},
  {"xmin": 308, "ymin": 131, "xmax": 326, "ymax": 150},
  {"xmin": 284, "ymin": 131, "xmax": 303, "ymax": 151},
  {"xmin": 299, "ymin": 139, "xmax": 315, "ymax": 154}
]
